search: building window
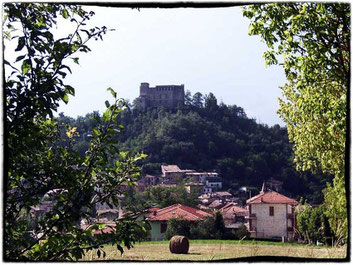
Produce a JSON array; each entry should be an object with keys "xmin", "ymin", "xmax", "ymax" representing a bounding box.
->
[
  {"xmin": 161, "ymin": 222, "xmax": 167, "ymax": 233},
  {"xmin": 269, "ymin": 206, "xmax": 274, "ymax": 216}
]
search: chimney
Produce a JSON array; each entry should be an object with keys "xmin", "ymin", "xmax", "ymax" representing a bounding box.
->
[
  {"xmin": 261, "ymin": 181, "xmax": 266, "ymax": 193},
  {"xmin": 153, "ymin": 211, "xmax": 157, "ymax": 216}
]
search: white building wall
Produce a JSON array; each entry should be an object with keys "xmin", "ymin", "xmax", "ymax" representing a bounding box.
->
[
  {"xmin": 150, "ymin": 221, "xmax": 165, "ymax": 241},
  {"xmin": 251, "ymin": 203, "xmax": 290, "ymax": 238}
]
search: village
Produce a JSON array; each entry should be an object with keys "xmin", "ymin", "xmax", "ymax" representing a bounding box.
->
[{"xmin": 31, "ymin": 164, "xmax": 299, "ymax": 243}]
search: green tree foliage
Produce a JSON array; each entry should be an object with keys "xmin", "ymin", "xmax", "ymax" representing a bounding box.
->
[
  {"xmin": 165, "ymin": 212, "xmax": 231, "ymax": 240},
  {"xmin": 192, "ymin": 92, "xmax": 204, "ymax": 108},
  {"xmin": 243, "ymin": 3, "xmax": 349, "ymax": 242},
  {"xmin": 296, "ymin": 204, "xmax": 332, "ymax": 245},
  {"xmin": 144, "ymin": 185, "xmax": 199, "ymax": 208},
  {"xmin": 165, "ymin": 217, "xmax": 192, "ymax": 240},
  {"xmin": 196, "ymin": 211, "xmax": 230, "ymax": 239},
  {"xmin": 57, "ymin": 95, "xmax": 332, "ymax": 204},
  {"xmin": 323, "ymin": 176, "xmax": 347, "ymax": 245},
  {"xmin": 4, "ymin": 3, "xmax": 147, "ymax": 261},
  {"xmin": 233, "ymin": 224, "xmax": 250, "ymax": 240}
]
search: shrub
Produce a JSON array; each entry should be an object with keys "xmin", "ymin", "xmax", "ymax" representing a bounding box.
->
[
  {"xmin": 297, "ymin": 203, "xmax": 333, "ymax": 245},
  {"xmin": 165, "ymin": 217, "xmax": 191, "ymax": 240},
  {"xmin": 233, "ymin": 224, "xmax": 250, "ymax": 240},
  {"xmin": 193, "ymin": 211, "xmax": 231, "ymax": 240}
]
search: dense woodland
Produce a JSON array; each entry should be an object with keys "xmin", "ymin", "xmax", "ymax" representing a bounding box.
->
[{"xmin": 57, "ymin": 91, "xmax": 331, "ymax": 204}]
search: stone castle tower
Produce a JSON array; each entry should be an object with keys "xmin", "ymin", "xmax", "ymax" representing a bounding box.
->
[{"xmin": 135, "ymin": 82, "xmax": 185, "ymax": 109}]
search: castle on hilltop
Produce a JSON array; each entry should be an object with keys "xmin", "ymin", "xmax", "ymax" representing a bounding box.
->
[{"xmin": 135, "ymin": 82, "xmax": 185, "ymax": 109}]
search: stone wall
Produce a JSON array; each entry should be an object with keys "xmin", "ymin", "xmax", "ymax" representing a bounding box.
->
[
  {"xmin": 251, "ymin": 203, "xmax": 292, "ymax": 239},
  {"xmin": 135, "ymin": 82, "xmax": 185, "ymax": 109}
]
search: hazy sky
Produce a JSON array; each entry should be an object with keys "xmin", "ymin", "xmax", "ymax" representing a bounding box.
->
[{"xmin": 54, "ymin": 5, "xmax": 287, "ymax": 126}]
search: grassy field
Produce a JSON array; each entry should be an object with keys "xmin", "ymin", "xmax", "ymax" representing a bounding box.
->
[{"xmin": 81, "ymin": 240, "xmax": 347, "ymax": 261}]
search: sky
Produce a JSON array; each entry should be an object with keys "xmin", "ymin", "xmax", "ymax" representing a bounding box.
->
[{"xmin": 11, "ymin": 5, "xmax": 289, "ymax": 126}]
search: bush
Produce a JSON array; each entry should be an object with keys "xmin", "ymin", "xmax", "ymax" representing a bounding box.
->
[
  {"xmin": 165, "ymin": 217, "xmax": 191, "ymax": 240},
  {"xmin": 233, "ymin": 225, "xmax": 250, "ymax": 240},
  {"xmin": 296, "ymin": 203, "xmax": 333, "ymax": 245},
  {"xmin": 191, "ymin": 211, "xmax": 231, "ymax": 240}
]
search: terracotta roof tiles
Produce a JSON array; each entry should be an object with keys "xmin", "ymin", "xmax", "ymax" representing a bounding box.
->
[
  {"xmin": 246, "ymin": 191, "xmax": 298, "ymax": 205},
  {"xmin": 146, "ymin": 204, "xmax": 212, "ymax": 221},
  {"xmin": 220, "ymin": 203, "xmax": 248, "ymax": 216}
]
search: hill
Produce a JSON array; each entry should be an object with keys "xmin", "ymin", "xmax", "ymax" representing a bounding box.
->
[{"xmin": 57, "ymin": 92, "xmax": 331, "ymax": 203}]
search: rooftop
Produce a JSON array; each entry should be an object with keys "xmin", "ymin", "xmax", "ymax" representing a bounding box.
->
[
  {"xmin": 213, "ymin": 191, "xmax": 232, "ymax": 197},
  {"xmin": 208, "ymin": 200, "xmax": 225, "ymax": 209},
  {"xmin": 185, "ymin": 172, "xmax": 218, "ymax": 175},
  {"xmin": 146, "ymin": 204, "xmax": 212, "ymax": 222},
  {"xmin": 161, "ymin": 165, "xmax": 182, "ymax": 172},
  {"xmin": 184, "ymin": 182, "xmax": 204, "ymax": 186},
  {"xmin": 220, "ymin": 203, "xmax": 248, "ymax": 217},
  {"xmin": 247, "ymin": 191, "xmax": 298, "ymax": 205}
]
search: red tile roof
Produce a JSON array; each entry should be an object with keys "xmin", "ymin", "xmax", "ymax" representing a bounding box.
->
[
  {"xmin": 146, "ymin": 204, "xmax": 212, "ymax": 222},
  {"xmin": 247, "ymin": 191, "xmax": 298, "ymax": 205},
  {"xmin": 220, "ymin": 203, "xmax": 248, "ymax": 216},
  {"xmin": 208, "ymin": 200, "xmax": 225, "ymax": 209},
  {"xmin": 148, "ymin": 207, "xmax": 160, "ymax": 212}
]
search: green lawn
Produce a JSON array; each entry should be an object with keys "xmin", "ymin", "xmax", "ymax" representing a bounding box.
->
[
  {"xmin": 139, "ymin": 239, "xmax": 306, "ymax": 247},
  {"xmin": 81, "ymin": 240, "xmax": 347, "ymax": 261}
]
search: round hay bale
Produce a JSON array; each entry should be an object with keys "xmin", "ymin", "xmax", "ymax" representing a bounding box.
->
[{"xmin": 169, "ymin": 235, "xmax": 189, "ymax": 254}]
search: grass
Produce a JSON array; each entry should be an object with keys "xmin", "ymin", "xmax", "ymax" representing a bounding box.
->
[
  {"xmin": 81, "ymin": 240, "xmax": 347, "ymax": 261},
  {"xmin": 139, "ymin": 239, "xmax": 307, "ymax": 247}
]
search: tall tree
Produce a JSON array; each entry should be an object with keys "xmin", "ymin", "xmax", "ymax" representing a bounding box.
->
[
  {"xmin": 4, "ymin": 3, "xmax": 147, "ymax": 260},
  {"xmin": 192, "ymin": 92, "xmax": 204, "ymax": 108},
  {"xmin": 243, "ymin": 3, "xmax": 349, "ymax": 242},
  {"xmin": 204, "ymin": 92, "xmax": 218, "ymax": 113}
]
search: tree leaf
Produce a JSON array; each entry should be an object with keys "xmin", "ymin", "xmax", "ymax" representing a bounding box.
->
[
  {"xmin": 15, "ymin": 37, "xmax": 25, "ymax": 52},
  {"xmin": 65, "ymin": 85, "xmax": 75, "ymax": 96},
  {"xmin": 62, "ymin": 94, "xmax": 69, "ymax": 104},
  {"xmin": 15, "ymin": 55, "xmax": 26, "ymax": 62},
  {"xmin": 107, "ymin": 87, "xmax": 117, "ymax": 99},
  {"xmin": 61, "ymin": 8, "xmax": 69, "ymax": 19},
  {"xmin": 21, "ymin": 59, "xmax": 30, "ymax": 74}
]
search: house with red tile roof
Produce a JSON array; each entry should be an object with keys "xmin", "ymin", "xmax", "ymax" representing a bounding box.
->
[
  {"xmin": 246, "ymin": 190, "xmax": 298, "ymax": 241},
  {"xmin": 208, "ymin": 199, "xmax": 225, "ymax": 210},
  {"xmin": 219, "ymin": 202, "xmax": 248, "ymax": 229},
  {"xmin": 146, "ymin": 204, "xmax": 212, "ymax": 241}
]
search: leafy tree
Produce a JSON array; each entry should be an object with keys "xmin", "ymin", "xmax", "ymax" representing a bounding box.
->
[
  {"xmin": 184, "ymin": 89, "xmax": 193, "ymax": 106},
  {"xmin": 323, "ymin": 176, "xmax": 347, "ymax": 245},
  {"xmin": 296, "ymin": 203, "xmax": 332, "ymax": 245},
  {"xmin": 243, "ymin": 3, "xmax": 349, "ymax": 242},
  {"xmin": 4, "ymin": 3, "xmax": 147, "ymax": 261},
  {"xmin": 204, "ymin": 92, "xmax": 218, "ymax": 112},
  {"xmin": 58, "ymin": 93, "xmax": 331, "ymax": 204},
  {"xmin": 233, "ymin": 224, "xmax": 250, "ymax": 240},
  {"xmin": 192, "ymin": 92, "xmax": 204, "ymax": 108},
  {"xmin": 196, "ymin": 211, "xmax": 229, "ymax": 239},
  {"xmin": 144, "ymin": 185, "xmax": 199, "ymax": 208},
  {"xmin": 213, "ymin": 210, "xmax": 227, "ymax": 239},
  {"xmin": 164, "ymin": 217, "xmax": 192, "ymax": 240}
]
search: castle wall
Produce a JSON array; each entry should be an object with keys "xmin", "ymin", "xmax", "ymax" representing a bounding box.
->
[{"xmin": 136, "ymin": 83, "xmax": 184, "ymax": 109}]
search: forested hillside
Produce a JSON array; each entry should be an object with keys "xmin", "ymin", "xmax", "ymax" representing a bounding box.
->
[{"xmin": 57, "ymin": 92, "xmax": 331, "ymax": 203}]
